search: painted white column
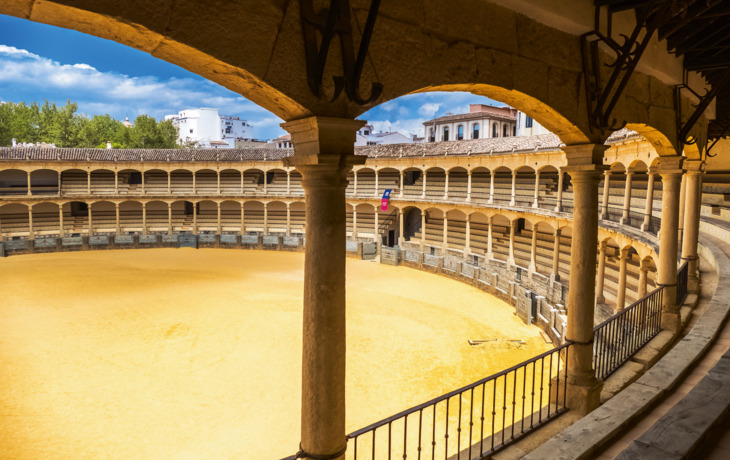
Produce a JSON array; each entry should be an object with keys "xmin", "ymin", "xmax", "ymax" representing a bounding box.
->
[
  {"xmin": 509, "ymin": 170, "xmax": 517, "ymax": 206},
  {"xmin": 620, "ymin": 171, "xmax": 634, "ymax": 225},
  {"xmin": 466, "ymin": 170, "xmax": 472, "ymax": 202},
  {"xmin": 555, "ymin": 169, "xmax": 564, "ymax": 212},
  {"xmin": 596, "ymin": 241, "xmax": 607, "ymax": 304},
  {"xmin": 532, "ymin": 170, "xmax": 541, "ymax": 208},
  {"xmin": 616, "ymin": 247, "xmax": 629, "ymax": 310},
  {"xmin": 443, "ymin": 171, "xmax": 449, "ymax": 200},
  {"xmin": 601, "ymin": 170, "xmax": 611, "ymax": 219},
  {"xmin": 641, "ymin": 172, "xmax": 655, "ymax": 231}
]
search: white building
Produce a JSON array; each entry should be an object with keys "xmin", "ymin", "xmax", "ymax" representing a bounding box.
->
[
  {"xmin": 515, "ymin": 111, "xmax": 550, "ymax": 137},
  {"xmin": 423, "ymin": 104, "xmax": 518, "ymax": 142},
  {"xmin": 355, "ymin": 124, "xmax": 413, "ymax": 146},
  {"xmin": 165, "ymin": 108, "xmax": 255, "ymax": 148}
]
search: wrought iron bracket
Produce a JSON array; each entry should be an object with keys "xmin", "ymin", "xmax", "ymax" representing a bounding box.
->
[
  {"xmin": 300, "ymin": 0, "xmax": 383, "ymax": 105},
  {"xmin": 581, "ymin": 4, "xmax": 673, "ymax": 135},
  {"xmin": 675, "ymin": 69, "xmax": 730, "ymax": 154}
]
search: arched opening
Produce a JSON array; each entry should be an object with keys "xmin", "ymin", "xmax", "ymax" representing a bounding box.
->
[
  {"xmin": 445, "ymin": 209, "xmax": 467, "ymax": 249},
  {"xmin": 468, "ymin": 212, "xmax": 490, "ymax": 254},
  {"xmin": 514, "ymin": 166, "xmax": 536, "ymax": 207},
  {"xmin": 537, "ymin": 166, "xmax": 560, "ymax": 210},
  {"xmin": 353, "ymin": 203, "xmax": 377, "ymax": 241},
  {"xmin": 503, "ymin": 124, "xmax": 510, "ymax": 137},
  {"xmin": 443, "ymin": 126, "xmax": 450, "ymax": 142},
  {"xmin": 447, "ymin": 167, "xmax": 468, "ymax": 200},
  {"xmin": 421, "ymin": 208, "xmax": 444, "ymax": 253},
  {"xmin": 457, "ymin": 125, "xmax": 464, "ymax": 140},
  {"xmin": 470, "ymin": 167, "xmax": 491, "ymax": 203},
  {"xmin": 60, "ymin": 169, "xmax": 89, "ymax": 195},
  {"xmin": 289, "ymin": 202, "xmax": 306, "ymax": 236},
  {"xmin": 32, "ymin": 202, "xmax": 61, "ymax": 236},
  {"xmin": 170, "ymin": 170, "xmax": 193, "ymax": 195},
  {"xmin": 143, "ymin": 169, "xmax": 168, "ymax": 195},
  {"xmin": 0, "ymin": 203, "xmax": 30, "ymax": 238},
  {"xmin": 472, "ymin": 123, "xmax": 480, "ymax": 140},
  {"xmin": 267, "ymin": 201, "xmax": 288, "ymax": 235},
  {"xmin": 490, "ymin": 214, "xmax": 511, "ymax": 262},
  {"xmin": 401, "ymin": 167, "xmax": 424, "ymax": 198},
  {"xmin": 220, "ymin": 169, "xmax": 242, "ymax": 195},
  {"xmin": 196, "ymin": 200, "xmax": 218, "ymax": 233},
  {"xmin": 491, "ymin": 167, "xmax": 512, "ymax": 204},
  {"xmin": 376, "ymin": 168, "xmax": 399, "ymax": 197},
  {"xmin": 243, "ymin": 169, "xmax": 265, "ymax": 195},
  {"xmin": 90, "ymin": 169, "xmax": 116, "ymax": 195},
  {"xmin": 354, "ymin": 168, "xmax": 376, "ymax": 197},
  {"xmin": 243, "ymin": 201, "xmax": 264, "ymax": 234},
  {"xmin": 170, "ymin": 201, "xmax": 189, "ymax": 232},
  {"xmin": 195, "ymin": 170, "xmax": 218, "ymax": 195},
  {"xmin": 492, "ymin": 123, "xmax": 499, "ymax": 138},
  {"xmin": 116, "ymin": 169, "xmax": 143, "ymax": 195},
  {"xmin": 289, "ymin": 171, "xmax": 304, "ymax": 196},
  {"xmin": 62, "ymin": 201, "xmax": 89, "ymax": 235},
  {"xmin": 0, "ymin": 169, "xmax": 30, "ymax": 196},
  {"xmin": 30, "ymin": 169, "xmax": 60, "ymax": 195},
  {"xmin": 146, "ymin": 201, "xmax": 169, "ymax": 233},
  {"xmin": 402, "ymin": 207, "xmax": 422, "ymax": 242},
  {"xmin": 220, "ymin": 200, "xmax": 242, "ymax": 233},
  {"xmin": 267, "ymin": 169, "xmax": 289, "ymax": 195},
  {"xmin": 118, "ymin": 201, "xmax": 143, "ymax": 234},
  {"xmin": 90, "ymin": 201, "xmax": 116, "ymax": 234},
  {"xmin": 424, "ymin": 167, "xmax": 446, "ymax": 200}
]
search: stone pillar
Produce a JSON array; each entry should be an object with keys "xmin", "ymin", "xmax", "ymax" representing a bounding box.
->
[
  {"xmin": 27, "ymin": 171, "xmax": 32, "ymax": 196},
  {"xmin": 141, "ymin": 203, "xmax": 147, "ymax": 236},
  {"xmin": 617, "ymin": 247, "xmax": 629, "ymax": 310},
  {"xmin": 58, "ymin": 205, "xmax": 65, "ymax": 237},
  {"xmin": 28, "ymin": 207, "xmax": 34, "ymax": 238},
  {"xmin": 282, "ymin": 116, "xmax": 364, "ymax": 460},
  {"xmin": 601, "ymin": 170, "xmax": 611, "ymax": 219},
  {"xmin": 352, "ymin": 209, "xmax": 358, "ymax": 238},
  {"xmin": 487, "ymin": 215, "xmax": 493, "ymax": 259},
  {"xmin": 596, "ymin": 241, "xmax": 607, "ymax": 304},
  {"xmin": 286, "ymin": 203, "xmax": 291, "ymax": 236},
  {"xmin": 421, "ymin": 171, "xmax": 427, "ymax": 199},
  {"xmin": 488, "ymin": 171, "xmax": 495, "ymax": 204},
  {"xmin": 638, "ymin": 263, "xmax": 649, "ymax": 298},
  {"xmin": 263, "ymin": 202, "xmax": 268, "ymax": 235},
  {"xmin": 442, "ymin": 214, "xmax": 448, "ymax": 248},
  {"xmin": 464, "ymin": 215, "xmax": 471, "ymax": 254},
  {"xmin": 656, "ymin": 156, "xmax": 684, "ymax": 332},
  {"xmin": 193, "ymin": 203, "xmax": 198, "ymax": 234},
  {"xmin": 217, "ymin": 202, "xmax": 222, "ymax": 235},
  {"xmin": 563, "ymin": 143, "xmax": 607, "ymax": 415},
  {"xmin": 551, "ymin": 229, "xmax": 561, "ymax": 282},
  {"xmin": 466, "ymin": 170, "xmax": 472, "ymax": 202},
  {"xmin": 192, "ymin": 172, "xmax": 197, "ymax": 195},
  {"xmin": 398, "ymin": 209, "xmax": 404, "ymax": 246},
  {"xmin": 114, "ymin": 171, "xmax": 119, "ymax": 194},
  {"xmin": 87, "ymin": 171, "xmax": 91, "ymax": 195},
  {"xmin": 141, "ymin": 171, "xmax": 146, "ymax": 195},
  {"xmin": 398, "ymin": 171, "xmax": 404, "ymax": 198},
  {"xmin": 641, "ymin": 171, "xmax": 656, "ymax": 231},
  {"xmin": 681, "ymin": 160, "xmax": 704, "ymax": 292},
  {"xmin": 532, "ymin": 170, "xmax": 541, "ymax": 208},
  {"xmin": 507, "ymin": 220, "xmax": 516, "ymax": 266},
  {"xmin": 168, "ymin": 203, "xmax": 173, "ymax": 234},
  {"xmin": 240, "ymin": 202, "xmax": 245, "ymax": 234},
  {"xmin": 528, "ymin": 224, "xmax": 538, "ymax": 273},
  {"xmin": 420, "ymin": 211, "xmax": 426, "ymax": 250},
  {"xmin": 509, "ymin": 170, "xmax": 517, "ymax": 206},
  {"xmin": 167, "ymin": 171, "xmax": 171, "ymax": 194},
  {"xmin": 287, "ymin": 170, "xmax": 292, "ymax": 195},
  {"xmin": 373, "ymin": 170, "xmax": 379, "ymax": 198},
  {"xmin": 115, "ymin": 203, "xmax": 120, "ymax": 234},
  {"xmin": 374, "ymin": 209, "xmax": 379, "ymax": 242},
  {"xmin": 263, "ymin": 171, "xmax": 268, "ymax": 195},
  {"xmin": 678, "ymin": 173, "xmax": 687, "ymax": 242},
  {"xmin": 241, "ymin": 171, "xmax": 245, "ymax": 195},
  {"xmin": 217, "ymin": 171, "xmax": 221, "ymax": 195},
  {"xmin": 443, "ymin": 171, "xmax": 449, "ymax": 200},
  {"xmin": 87, "ymin": 206, "xmax": 92, "ymax": 236},
  {"xmin": 620, "ymin": 171, "xmax": 634, "ymax": 225},
  {"xmin": 353, "ymin": 171, "xmax": 358, "ymax": 195},
  {"xmin": 555, "ymin": 169, "xmax": 564, "ymax": 212}
]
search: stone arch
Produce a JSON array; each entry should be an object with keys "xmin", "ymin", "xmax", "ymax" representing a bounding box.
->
[
  {"xmin": 195, "ymin": 169, "xmax": 218, "ymax": 195},
  {"xmin": 143, "ymin": 169, "xmax": 168, "ymax": 195},
  {"xmin": 243, "ymin": 200, "xmax": 265, "ymax": 233},
  {"xmin": 289, "ymin": 201, "xmax": 306, "ymax": 235},
  {"xmin": 220, "ymin": 200, "xmax": 242, "ymax": 233},
  {"xmin": 0, "ymin": 202, "xmax": 30, "ymax": 237},
  {"xmin": 118, "ymin": 200, "xmax": 143, "ymax": 234},
  {"xmin": 170, "ymin": 169, "xmax": 194, "ymax": 194},
  {"xmin": 89, "ymin": 200, "xmax": 116, "ymax": 234},
  {"xmin": 220, "ymin": 169, "xmax": 242, "ymax": 194},
  {"xmin": 0, "ymin": 169, "xmax": 28, "ymax": 196},
  {"xmin": 196, "ymin": 200, "xmax": 219, "ymax": 233},
  {"xmin": 145, "ymin": 200, "xmax": 169, "ymax": 233}
]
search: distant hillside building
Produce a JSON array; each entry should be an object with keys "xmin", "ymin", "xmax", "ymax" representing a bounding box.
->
[
  {"xmin": 164, "ymin": 108, "xmax": 255, "ymax": 148},
  {"xmin": 423, "ymin": 104, "xmax": 518, "ymax": 142}
]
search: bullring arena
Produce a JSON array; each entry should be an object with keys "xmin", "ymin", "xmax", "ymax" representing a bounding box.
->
[{"xmin": 2, "ymin": 0, "xmax": 730, "ymax": 459}]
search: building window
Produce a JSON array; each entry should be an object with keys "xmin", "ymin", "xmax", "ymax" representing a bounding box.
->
[
  {"xmin": 492, "ymin": 123, "xmax": 498, "ymax": 138},
  {"xmin": 429, "ymin": 128, "xmax": 435, "ymax": 142},
  {"xmin": 503, "ymin": 124, "xmax": 509, "ymax": 137},
  {"xmin": 367, "ymin": 141, "xmax": 377, "ymax": 146},
  {"xmin": 472, "ymin": 124, "xmax": 479, "ymax": 139},
  {"xmin": 525, "ymin": 116, "xmax": 533, "ymax": 128},
  {"xmin": 513, "ymin": 125, "xmax": 517, "ymax": 136},
  {"xmin": 363, "ymin": 130, "xmax": 370, "ymax": 135},
  {"xmin": 457, "ymin": 125, "xmax": 464, "ymax": 140},
  {"xmin": 443, "ymin": 126, "xmax": 449, "ymax": 141},
  {"xmin": 226, "ymin": 126, "xmax": 232, "ymax": 134},
  {"xmin": 190, "ymin": 129, "xmax": 194, "ymax": 134}
]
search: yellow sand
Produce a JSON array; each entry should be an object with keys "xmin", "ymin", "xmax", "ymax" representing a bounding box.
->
[{"xmin": 0, "ymin": 249, "xmax": 551, "ymax": 459}]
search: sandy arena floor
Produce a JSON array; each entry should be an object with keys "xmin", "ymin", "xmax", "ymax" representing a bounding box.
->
[{"xmin": 0, "ymin": 249, "xmax": 551, "ymax": 459}]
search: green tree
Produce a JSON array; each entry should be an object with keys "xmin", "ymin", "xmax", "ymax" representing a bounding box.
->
[{"xmin": 78, "ymin": 114, "xmax": 126, "ymax": 148}]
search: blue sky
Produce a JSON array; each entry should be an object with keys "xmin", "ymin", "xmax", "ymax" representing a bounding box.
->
[{"xmin": 0, "ymin": 14, "xmax": 503, "ymax": 141}]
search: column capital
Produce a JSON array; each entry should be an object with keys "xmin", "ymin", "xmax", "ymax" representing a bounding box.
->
[
  {"xmin": 604, "ymin": 170, "xmax": 612, "ymax": 177},
  {"xmin": 562, "ymin": 143, "xmax": 609, "ymax": 171},
  {"xmin": 683, "ymin": 159, "xmax": 705, "ymax": 175},
  {"xmin": 653, "ymin": 155, "xmax": 684, "ymax": 175},
  {"xmin": 282, "ymin": 116, "xmax": 366, "ymax": 168}
]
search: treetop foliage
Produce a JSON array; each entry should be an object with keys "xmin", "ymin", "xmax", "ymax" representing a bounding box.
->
[{"xmin": 0, "ymin": 99, "xmax": 180, "ymax": 149}]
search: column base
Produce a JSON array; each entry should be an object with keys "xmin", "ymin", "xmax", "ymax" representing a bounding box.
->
[
  {"xmin": 486, "ymin": 252, "xmax": 494, "ymax": 260},
  {"xmin": 509, "ymin": 200, "xmax": 516, "ymax": 206},
  {"xmin": 466, "ymin": 195, "xmax": 471, "ymax": 202},
  {"xmin": 596, "ymin": 295, "xmax": 605, "ymax": 304},
  {"xmin": 640, "ymin": 221, "xmax": 651, "ymax": 232},
  {"xmin": 532, "ymin": 202, "xmax": 539, "ymax": 209},
  {"xmin": 661, "ymin": 311, "xmax": 681, "ymax": 333},
  {"xmin": 620, "ymin": 216, "xmax": 629, "ymax": 225},
  {"xmin": 554, "ymin": 205, "xmax": 562, "ymax": 213},
  {"xmin": 550, "ymin": 273, "xmax": 560, "ymax": 283},
  {"xmin": 564, "ymin": 379, "xmax": 603, "ymax": 416},
  {"xmin": 528, "ymin": 262, "xmax": 537, "ymax": 273},
  {"xmin": 688, "ymin": 274, "xmax": 700, "ymax": 294}
]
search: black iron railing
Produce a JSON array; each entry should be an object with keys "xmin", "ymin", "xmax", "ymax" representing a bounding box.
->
[
  {"xmin": 592, "ymin": 287, "xmax": 663, "ymax": 380},
  {"xmin": 283, "ymin": 344, "xmax": 571, "ymax": 460},
  {"xmin": 677, "ymin": 261, "xmax": 689, "ymax": 305}
]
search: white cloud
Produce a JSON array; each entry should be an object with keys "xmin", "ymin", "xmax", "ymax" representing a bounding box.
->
[
  {"xmin": 368, "ymin": 118, "xmax": 426, "ymax": 138},
  {"xmin": 418, "ymin": 103, "xmax": 441, "ymax": 118},
  {"xmin": 380, "ymin": 100, "xmax": 398, "ymax": 112}
]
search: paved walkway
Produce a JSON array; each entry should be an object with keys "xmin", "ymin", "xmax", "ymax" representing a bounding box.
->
[{"xmin": 595, "ymin": 231, "xmax": 730, "ymax": 459}]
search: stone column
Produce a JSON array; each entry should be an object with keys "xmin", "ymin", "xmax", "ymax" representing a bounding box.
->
[
  {"xmin": 466, "ymin": 170, "xmax": 472, "ymax": 202},
  {"xmin": 442, "ymin": 214, "xmax": 448, "ymax": 248},
  {"xmin": 168, "ymin": 203, "xmax": 173, "ymax": 234},
  {"xmin": 167, "ymin": 172, "xmax": 171, "ymax": 194},
  {"xmin": 617, "ymin": 247, "xmax": 629, "ymax": 310},
  {"xmin": 141, "ymin": 203, "xmax": 147, "ymax": 236},
  {"xmin": 86, "ymin": 171, "xmax": 91, "ymax": 195},
  {"xmin": 282, "ymin": 116, "xmax": 364, "ymax": 460},
  {"xmin": 193, "ymin": 203, "xmax": 198, "ymax": 234},
  {"xmin": 532, "ymin": 171, "xmax": 540, "ymax": 208},
  {"xmin": 507, "ymin": 220, "xmax": 516, "ymax": 266},
  {"xmin": 217, "ymin": 202, "xmax": 222, "ymax": 235},
  {"xmin": 114, "ymin": 171, "xmax": 119, "ymax": 194},
  {"xmin": 352, "ymin": 209, "xmax": 358, "ymax": 239},
  {"xmin": 373, "ymin": 170, "xmax": 379, "ymax": 198},
  {"xmin": 58, "ymin": 205, "xmax": 65, "ymax": 237},
  {"xmin": 678, "ymin": 173, "xmax": 687, "ymax": 243},
  {"xmin": 421, "ymin": 171, "xmax": 427, "ymax": 199},
  {"xmin": 240, "ymin": 202, "xmax": 245, "ymax": 234},
  {"xmin": 601, "ymin": 170, "xmax": 611, "ymax": 219},
  {"xmin": 141, "ymin": 171, "xmax": 146, "ymax": 195},
  {"xmin": 217, "ymin": 171, "xmax": 221, "ymax": 195},
  {"xmin": 420, "ymin": 211, "xmax": 426, "ymax": 249},
  {"xmin": 620, "ymin": 171, "xmax": 634, "ymax": 225},
  {"xmin": 287, "ymin": 171, "xmax": 292, "ymax": 195},
  {"xmin": 681, "ymin": 160, "xmax": 704, "ymax": 292},
  {"xmin": 398, "ymin": 171, "xmax": 404, "ymax": 198},
  {"xmin": 353, "ymin": 171, "xmax": 358, "ymax": 196},
  {"xmin": 263, "ymin": 171, "xmax": 268, "ymax": 194},
  {"xmin": 528, "ymin": 224, "xmax": 538, "ymax": 273},
  {"xmin": 286, "ymin": 203, "xmax": 291, "ymax": 236},
  {"xmin": 555, "ymin": 169, "xmax": 564, "ymax": 212},
  {"xmin": 509, "ymin": 170, "xmax": 517, "ymax": 206},
  {"xmin": 551, "ymin": 229, "xmax": 561, "ymax": 282},
  {"xmin": 656, "ymin": 156, "xmax": 684, "ymax": 332},
  {"xmin": 488, "ymin": 171, "xmax": 495, "ymax": 204},
  {"xmin": 596, "ymin": 241, "xmax": 607, "ymax": 304},
  {"xmin": 192, "ymin": 172, "xmax": 197, "ymax": 195},
  {"xmin": 28, "ymin": 207, "xmax": 34, "ymax": 238},
  {"xmin": 486, "ymin": 215, "xmax": 494, "ymax": 259},
  {"xmin": 115, "ymin": 203, "xmax": 120, "ymax": 234},
  {"xmin": 26, "ymin": 171, "xmax": 32, "ymax": 196},
  {"xmin": 263, "ymin": 202, "xmax": 268, "ymax": 235},
  {"xmin": 88, "ymin": 206, "xmax": 93, "ymax": 236},
  {"xmin": 563, "ymin": 143, "xmax": 607, "ymax": 415},
  {"xmin": 241, "ymin": 171, "xmax": 245, "ymax": 195},
  {"xmin": 641, "ymin": 171, "xmax": 656, "ymax": 231},
  {"xmin": 638, "ymin": 263, "xmax": 649, "ymax": 298},
  {"xmin": 374, "ymin": 209, "xmax": 379, "ymax": 242},
  {"xmin": 465, "ymin": 215, "xmax": 471, "ymax": 254},
  {"xmin": 443, "ymin": 171, "xmax": 450, "ymax": 200},
  {"xmin": 398, "ymin": 209, "xmax": 404, "ymax": 246}
]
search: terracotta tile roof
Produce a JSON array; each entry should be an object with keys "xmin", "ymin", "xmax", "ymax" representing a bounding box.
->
[{"xmin": 0, "ymin": 130, "xmax": 642, "ymax": 163}]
